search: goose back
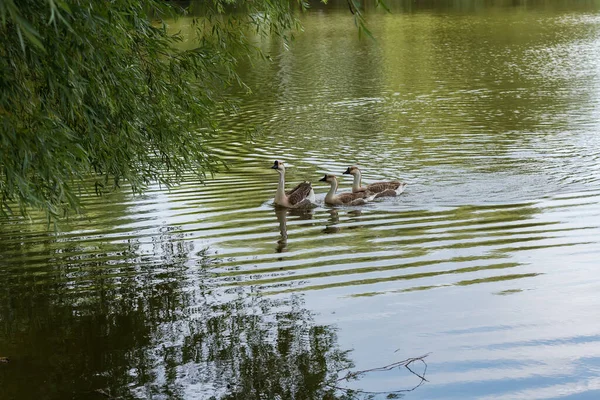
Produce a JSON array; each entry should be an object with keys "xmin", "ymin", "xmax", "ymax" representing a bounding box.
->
[
  {"xmin": 366, "ymin": 180, "xmax": 402, "ymax": 193},
  {"xmin": 333, "ymin": 190, "xmax": 370, "ymax": 205},
  {"xmin": 287, "ymin": 182, "xmax": 314, "ymax": 206}
]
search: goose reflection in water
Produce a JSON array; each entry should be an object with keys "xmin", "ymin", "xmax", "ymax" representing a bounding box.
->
[
  {"xmin": 322, "ymin": 209, "xmax": 340, "ymax": 234},
  {"xmin": 274, "ymin": 207, "xmax": 315, "ymax": 254},
  {"xmin": 322, "ymin": 209, "xmax": 363, "ymax": 234}
]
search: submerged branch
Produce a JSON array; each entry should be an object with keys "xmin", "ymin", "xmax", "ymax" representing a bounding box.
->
[{"xmin": 331, "ymin": 353, "xmax": 431, "ymax": 396}]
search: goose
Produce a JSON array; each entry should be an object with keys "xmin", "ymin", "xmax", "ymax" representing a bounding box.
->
[
  {"xmin": 343, "ymin": 166, "xmax": 406, "ymax": 197},
  {"xmin": 319, "ymin": 174, "xmax": 374, "ymax": 206},
  {"xmin": 271, "ymin": 160, "xmax": 316, "ymax": 208}
]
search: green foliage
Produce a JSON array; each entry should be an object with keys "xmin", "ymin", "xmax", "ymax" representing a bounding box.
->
[
  {"xmin": 0, "ymin": 0, "xmax": 387, "ymax": 220},
  {"xmin": 0, "ymin": 0, "xmax": 309, "ymax": 218}
]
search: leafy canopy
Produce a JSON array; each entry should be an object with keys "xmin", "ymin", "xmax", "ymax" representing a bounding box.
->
[
  {"xmin": 0, "ymin": 0, "xmax": 382, "ymax": 219},
  {"xmin": 0, "ymin": 0, "xmax": 309, "ymax": 218}
]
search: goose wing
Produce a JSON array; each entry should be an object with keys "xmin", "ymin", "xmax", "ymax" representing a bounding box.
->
[
  {"xmin": 290, "ymin": 198, "xmax": 316, "ymax": 209},
  {"xmin": 374, "ymin": 188, "xmax": 399, "ymax": 199},
  {"xmin": 286, "ymin": 181, "xmax": 308, "ymax": 196},
  {"xmin": 335, "ymin": 191, "xmax": 368, "ymax": 205},
  {"xmin": 366, "ymin": 180, "xmax": 402, "ymax": 193},
  {"xmin": 285, "ymin": 185, "xmax": 299, "ymax": 196},
  {"xmin": 287, "ymin": 182, "xmax": 313, "ymax": 206}
]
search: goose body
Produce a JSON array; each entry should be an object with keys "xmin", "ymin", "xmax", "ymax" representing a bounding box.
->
[
  {"xmin": 271, "ymin": 160, "xmax": 316, "ymax": 208},
  {"xmin": 343, "ymin": 166, "xmax": 406, "ymax": 198},
  {"xmin": 319, "ymin": 174, "xmax": 373, "ymax": 206}
]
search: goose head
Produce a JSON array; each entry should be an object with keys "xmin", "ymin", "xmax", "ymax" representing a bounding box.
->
[
  {"xmin": 343, "ymin": 166, "xmax": 360, "ymax": 176},
  {"xmin": 271, "ymin": 160, "xmax": 286, "ymax": 173},
  {"xmin": 319, "ymin": 174, "xmax": 337, "ymax": 184}
]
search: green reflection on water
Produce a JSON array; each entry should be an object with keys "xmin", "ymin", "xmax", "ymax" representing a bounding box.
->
[{"xmin": 0, "ymin": 237, "xmax": 355, "ymax": 399}]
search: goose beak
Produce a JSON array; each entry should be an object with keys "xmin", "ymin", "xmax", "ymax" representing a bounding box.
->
[
  {"xmin": 318, "ymin": 175, "xmax": 327, "ymax": 182},
  {"xmin": 271, "ymin": 161, "xmax": 279, "ymax": 169},
  {"xmin": 271, "ymin": 165, "xmax": 278, "ymax": 169},
  {"xmin": 343, "ymin": 167, "xmax": 351, "ymax": 175}
]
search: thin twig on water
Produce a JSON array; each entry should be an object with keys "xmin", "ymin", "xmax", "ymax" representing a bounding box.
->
[{"xmin": 331, "ymin": 353, "xmax": 431, "ymax": 396}]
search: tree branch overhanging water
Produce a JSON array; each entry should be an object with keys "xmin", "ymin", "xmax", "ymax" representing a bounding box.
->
[{"xmin": 0, "ymin": 0, "xmax": 389, "ymax": 221}]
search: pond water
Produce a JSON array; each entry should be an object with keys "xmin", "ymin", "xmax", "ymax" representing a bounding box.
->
[{"xmin": 2, "ymin": 1, "xmax": 600, "ymax": 399}]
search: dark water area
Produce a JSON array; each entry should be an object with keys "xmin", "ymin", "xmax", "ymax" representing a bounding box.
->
[{"xmin": 3, "ymin": 1, "xmax": 600, "ymax": 399}]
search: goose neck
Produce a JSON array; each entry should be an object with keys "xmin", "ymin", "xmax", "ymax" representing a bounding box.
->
[
  {"xmin": 276, "ymin": 170, "xmax": 286, "ymax": 199},
  {"xmin": 352, "ymin": 170, "xmax": 362, "ymax": 191},
  {"xmin": 325, "ymin": 179, "xmax": 338, "ymax": 202}
]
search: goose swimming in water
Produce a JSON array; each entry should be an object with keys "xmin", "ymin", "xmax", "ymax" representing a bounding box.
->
[
  {"xmin": 343, "ymin": 166, "xmax": 406, "ymax": 197},
  {"xmin": 319, "ymin": 174, "xmax": 374, "ymax": 206},
  {"xmin": 271, "ymin": 160, "xmax": 316, "ymax": 208}
]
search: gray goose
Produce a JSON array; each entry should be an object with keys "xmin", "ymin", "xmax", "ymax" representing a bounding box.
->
[
  {"xmin": 319, "ymin": 174, "xmax": 373, "ymax": 206},
  {"xmin": 343, "ymin": 166, "xmax": 406, "ymax": 198},
  {"xmin": 271, "ymin": 160, "xmax": 315, "ymax": 208}
]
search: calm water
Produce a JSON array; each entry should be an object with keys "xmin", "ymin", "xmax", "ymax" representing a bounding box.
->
[{"xmin": 3, "ymin": 1, "xmax": 600, "ymax": 399}]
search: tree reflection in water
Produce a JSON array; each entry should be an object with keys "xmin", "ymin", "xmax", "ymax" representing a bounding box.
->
[
  {"xmin": 0, "ymin": 213, "xmax": 427, "ymax": 400},
  {"xmin": 157, "ymin": 292, "xmax": 356, "ymax": 400},
  {"xmin": 0, "ymin": 227, "xmax": 357, "ymax": 400}
]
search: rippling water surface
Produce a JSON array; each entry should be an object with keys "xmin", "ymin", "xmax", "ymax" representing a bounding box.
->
[{"xmin": 2, "ymin": 2, "xmax": 600, "ymax": 399}]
